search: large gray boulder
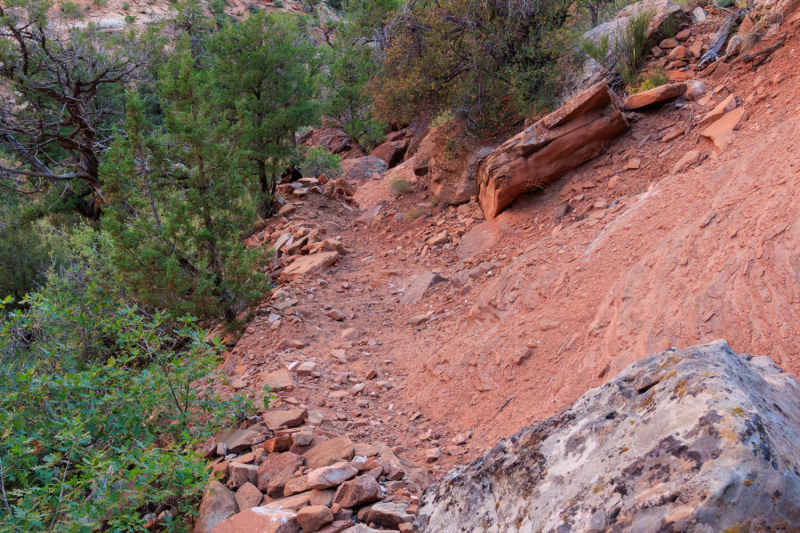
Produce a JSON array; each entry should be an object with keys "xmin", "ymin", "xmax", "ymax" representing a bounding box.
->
[{"xmin": 416, "ymin": 340, "xmax": 800, "ymax": 533}]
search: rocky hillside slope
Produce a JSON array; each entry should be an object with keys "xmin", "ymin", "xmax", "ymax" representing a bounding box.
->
[{"xmin": 195, "ymin": 3, "xmax": 800, "ymax": 532}]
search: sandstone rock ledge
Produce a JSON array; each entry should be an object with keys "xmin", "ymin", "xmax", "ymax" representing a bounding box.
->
[{"xmin": 415, "ymin": 340, "xmax": 800, "ymax": 533}]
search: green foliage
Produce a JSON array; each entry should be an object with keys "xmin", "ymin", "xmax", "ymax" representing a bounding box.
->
[
  {"xmin": 390, "ymin": 179, "xmax": 412, "ymax": 194},
  {"xmin": 430, "ymin": 110, "xmax": 455, "ymax": 130},
  {"xmin": 0, "ymin": 272, "xmax": 263, "ymax": 531},
  {"xmin": 209, "ymin": 11, "xmax": 322, "ymax": 216},
  {"xmin": 210, "ymin": 0, "xmax": 228, "ymax": 26},
  {"xmin": 125, "ymin": 13, "xmax": 137, "ymax": 23},
  {"xmin": 581, "ymin": 34, "xmax": 610, "ymax": 66},
  {"xmin": 122, "ymin": 1, "xmax": 131, "ymax": 9},
  {"xmin": 273, "ymin": 0, "xmax": 283, "ymax": 7},
  {"xmin": 102, "ymin": 45, "xmax": 271, "ymax": 322},
  {"xmin": 327, "ymin": 0, "xmax": 343, "ymax": 10},
  {"xmin": 661, "ymin": 14, "xmax": 678, "ymax": 38},
  {"xmin": 715, "ymin": 0, "xmax": 734, "ymax": 7},
  {"xmin": 615, "ymin": 7, "xmax": 655, "ymax": 87},
  {"xmin": 60, "ymin": 0, "xmax": 82, "ymax": 17},
  {"xmin": 302, "ymin": 147, "xmax": 342, "ymax": 179},
  {"xmin": 373, "ymin": 0, "xmax": 579, "ymax": 130},
  {"xmin": 403, "ymin": 207, "xmax": 425, "ymax": 220},
  {"xmin": 634, "ymin": 67, "xmax": 668, "ymax": 92}
]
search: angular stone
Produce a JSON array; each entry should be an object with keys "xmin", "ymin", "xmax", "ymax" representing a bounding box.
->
[
  {"xmin": 296, "ymin": 362, "xmax": 317, "ymax": 376},
  {"xmin": 297, "ymin": 505, "xmax": 335, "ymax": 532},
  {"xmin": 281, "ymin": 252, "xmax": 340, "ymax": 281},
  {"xmin": 701, "ymin": 107, "xmax": 748, "ymax": 154},
  {"xmin": 234, "ymin": 482, "xmax": 264, "ymax": 510},
  {"xmin": 311, "ymin": 489, "xmax": 337, "ymax": 507},
  {"xmin": 264, "ymin": 435, "xmax": 294, "ymax": 453},
  {"xmin": 304, "ymin": 436, "xmax": 355, "ymax": 469},
  {"xmin": 291, "ymin": 435, "xmax": 329, "ymax": 455},
  {"xmin": 367, "ymin": 502, "xmax": 414, "ymax": 530},
  {"xmin": 258, "ymin": 451, "xmax": 305, "ymax": 498},
  {"xmin": 262, "ymin": 369, "xmax": 297, "ymax": 392},
  {"xmin": 229, "ymin": 463, "xmax": 258, "ymax": 489},
  {"xmin": 215, "ymin": 428, "xmax": 262, "ymax": 454},
  {"xmin": 278, "ymin": 204, "xmax": 297, "ymax": 216},
  {"xmin": 416, "ymin": 340, "xmax": 800, "ymax": 533},
  {"xmin": 341, "ymin": 156, "xmax": 388, "ymax": 182},
  {"xmin": 353, "ymin": 442, "xmax": 379, "ymax": 458},
  {"xmin": 284, "ymin": 475, "xmax": 309, "ymax": 497},
  {"xmin": 370, "ymin": 141, "xmax": 409, "ymax": 169},
  {"xmin": 426, "ymin": 231, "xmax": 449, "ymax": 247},
  {"xmin": 307, "ymin": 462, "xmax": 359, "ymax": 490},
  {"xmin": 262, "ymin": 409, "xmax": 308, "ymax": 431},
  {"xmin": 293, "ymin": 432, "xmax": 314, "ymax": 446},
  {"xmin": 622, "ymin": 83, "xmax": 686, "ymax": 110},
  {"xmin": 371, "ymin": 442, "xmax": 432, "ymax": 492},
  {"xmin": 196, "ymin": 481, "xmax": 238, "ymax": 533},
  {"xmin": 399, "ymin": 272, "xmax": 448, "ymax": 306},
  {"xmin": 355, "ymin": 202, "xmax": 384, "ymax": 226},
  {"xmin": 211, "ymin": 507, "xmax": 299, "ymax": 533},
  {"xmin": 332, "ymin": 475, "xmax": 383, "ymax": 508},
  {"xmin": 263, "ymin": 492, "xmax": 313, "ymax": 511}
]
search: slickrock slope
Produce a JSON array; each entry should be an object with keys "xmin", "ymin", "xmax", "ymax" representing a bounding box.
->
[{"xmin": 416, "ymin": 340, "xmax": 800, "ymax": 533}]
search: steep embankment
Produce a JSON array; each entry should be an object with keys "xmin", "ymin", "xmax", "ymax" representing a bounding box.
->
[{"xmin": 211, "ymin": 9, "xmax": 800, "ymax": 483}]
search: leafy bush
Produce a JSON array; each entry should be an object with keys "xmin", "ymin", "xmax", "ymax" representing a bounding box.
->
[
  {"xmin": 403, "ymin": 207, "xmax": 425, "ymax": 220},
  {"xmin": 122, "ymin": 1, "xmax": 131, "ymax": 9},
  {"xmin": 125, "ymin": 13, "xmax": 137, "ymax": 23},
  {"xmin": 581, "ymin": 33, "xmax": 611, "ymax": 73},
  {"xmin": 302, "ymin": 146, "xmax": 342, "ymax": 179},
  {"xmin": 273, "ymin": 0, "xmax": 283, "ymax": 7},
  {"xmin": 327, "ymin": 0, "xmax": 343, "ymax": 10},
  {"xmin": 60, "ymin": 0, "xmax": 82, "ymax": 17},
  {"xmin": 430, "ymin": 109, "xmax": 455, "ymax": 130},
  {"xmin": 373, "ymin": 0, "xmax": 579, "ymax": 130},
  {"xmin": 0, "ymin": 272, "xmax": 262, "ymax": 531},
  {"xmin": 94, "ymin": 0, "xmax": 108, "ymax": 6},
  {"xmin": 615, "ymin": 8, "xmax": 655, "ymax": 87}
]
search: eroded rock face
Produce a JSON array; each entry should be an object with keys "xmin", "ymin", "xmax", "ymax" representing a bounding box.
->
[
  {"xmin": 476, "ymin": 83, "xmax": 629, "ymax": 219},
  {"xmin": 416, "ymin": 340, "xmax": 800, "ymax": 533}
]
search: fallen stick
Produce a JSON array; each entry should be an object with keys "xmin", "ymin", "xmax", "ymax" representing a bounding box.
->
[
  {"xmin": 498, "ymin": 394, "xmax": 515, "ymax": 412},
  {"xmin": 742, "ymin": 38, "xmax": 786, "ymax": 65}
]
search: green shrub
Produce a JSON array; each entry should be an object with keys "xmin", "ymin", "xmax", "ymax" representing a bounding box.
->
[
  {"xmin": 431, "ymin": 109, "xmax": 455, "ymax": 130},
  {"xmin": 634, "ymin": 67, "xmax": 668, "ymax": 92},
  {"xmin": 615, "ymin": 7, "xmax": 655, "ymax": 88},
  {"xmin": 715, "ymin": 0, "xmax": 734, "ymax": 7},
  {"xmin": 0, "ymin": 274, "xmax": 265, "ymax": 531},
  {"xmin": 122, "ymin": 1, "xmax": 131, "ymax": 9},
  {"xmin": 403, "ymin": 207, "xmax": 425, "ymax": 220},
  {"xmin": 302, "ymin": 146, "xmax": 342, "ymax": 178},
  {"xmin": 125, "ymin": 13, "xmax": 136, "ymax": 23},
  {"xmin": 581, "ymin": 33, "xmax": 610, "ymax": 65},
  {"xmin": 390, "ymin": 179, "xmax": 412, "ymax": 194},
  {"xmin": 327, "ymin": 0, "xmax": 343, "ymax": 10},
  {"xmin": 94, "ymin": 0, "xmax": 107, "ymax": 6},
  {"xmin": 273, "ymin": 0, "xmax": 283, "ymax": 7},
  {"xmin": 60, "ymin": 0, "xmax": 82, "ymax": 17}
]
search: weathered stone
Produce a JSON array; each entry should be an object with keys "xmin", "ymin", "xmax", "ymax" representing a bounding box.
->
[
  {"xmin": 399, "ymin": 272, "xmax": 448, "ymax": 306},
  {"xmin": 341, "ymin": 157, "xmax": 388, "ymax": 182},
  {"xmin": 278, "ymin": 204, "xmax": 297, "ymax": 216},
  {"xmin": 284, "ymin": 475, "xmax": 309, "ymax": 497},
  {"xmin": 304, "ymin": 436, "xmax": 355, "ymax": 469},
  {"xmin": 671, "ymin": 149, "xmax": 704, "ymax": 174},
  {"xmin": 264, "ymin": 435, "xmax": 294, "ymax": 453},
  {"xmin": 291, "ymin": 435, "xmax": 329, "ymax": 456},
  {"xmin": 353, "ymin": 442, "xmax": 379, "ymax": 457},
  {"xmin": 229, "ymin": 463, "xmax": 258, "ymax": 488},
  {"xmin": 196, "ymin": 481, "xmax": 238, "ymax": 533},
  {"xmin": 215, "ymin": 428, "xmax": 261, "ymax": 454},
  {"xmin": 281, "ymin": 252, "xmax": 340, "ymax": 281},
  {"xmin": 367, "ymin": 502, "xmax": 414, "ymax": 530},
  {"xmin": 307, "ymin": 462, "xmax": 359, "ymax": 490},
  {"xmin": 297, "ymin": 505, "xmax": 335, "ymax": 532},
  {"xmin": 262, "ymin": 409, "xmax": 308, "ymax": 431},
  {"xmin": 415, "ymin": 340, "xmax": 800, "ymax": 533},
  {"xmin": 355, "ymin": 202, "xmax": 385, "ymax": 226},
  {"xmin": 293, "ymin": 432, "xmax": 314, "ymax": 446},
  {"xmin": 258, "ymin": 451, "xmax": 305, "ymax": 498},
  {"xmin": 371, "ymin": 443, "xmax": 431, "ymax": 492},
  {"xmin": 310, "ymin": 489, "xmax": 337, "ymax": 507},
  {"xmin": 371, "ymin": 142, "xmax": 408, "ymax": 169},
  {"xmin": 263, "ymin": 368, "xmax": 297, "ymax": 390},
  {"xmin": 263, "ymin": 492, "xmax": 314, "ymax": 511},
  {"xmin": 622, "ymin": 83, "xmax": 686, "ymax": 110},
  {"xmin": 332, "ymin": 475, "xmax": 382, "ymax": 508},
  {"xmin": 426, "ymin": 231, "xmax": 449, "ymax": 247},
  {"xmin": 318, "ymin": 521, "xmax": 356, "ymax": 533},
  {"xmin": 700, "ymin": 93, "xmax": 736, "ymax": 125},
  {"xmin": 409, "ymin": 315, "xmax": 429, "ymax": 327},
  {"xmin": 701, "ymin": 107, "xmax": 748, "ymax": 154},
  {"xmin": 296, "ymin": 362, "xmax": 317, "ymax": 376},
  {"xmin": 476, "ymin": 84, "xmax": 629, "ymax": 219},
  {"xmin": 211, "ymin": 507, "xmax": 299, "ymax": 533},
  {"xmin": 234, "ymin": 482, "xmax": 263, "ymax": 510}
]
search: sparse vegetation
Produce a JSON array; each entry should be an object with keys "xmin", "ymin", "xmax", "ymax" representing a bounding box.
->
[
  {"xmin": 661, "ymin": 13, "xmax": 678, "ymax": 38},
  {"xmin": 404, "ymin": 207, "xmax": 426, "ymax": 220},
  {"xmin": 634, "ymin": 67, "xmax": 668, "ymax": 92},
  {"xmin": 303, "ymin": 146, "xmax": 343, "ymax": 178},
  {"xmin": 391, "ymin": 179, "xmax": 413, "ymax": 195},
  {"xmin": 615, "ymin": 7, "xmax": 655, "ymax": 88},
  {"xmin": 125, "ymin": 13, "xmax": 136, "ymax": 23},
  {"xmin": 431, "ymin": 109, "xmax": 456, "ymax": 130},
  {"xmin": 122, "ymin": 1, "xmax": 131, "ymax": 9},
  {"xmin": 60, "ymin": 0, "xmax": 82, "ymax": 17},
  {"xmin": 581, "ymin": 34, "xmax": 611, "ymax": 73}
]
